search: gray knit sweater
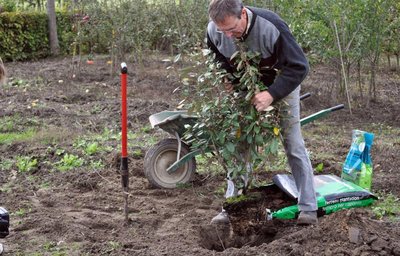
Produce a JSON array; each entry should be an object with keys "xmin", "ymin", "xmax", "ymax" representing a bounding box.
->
[{"xmin": 207, "ymin": 7, "xmax": 309, "ymax": 101}]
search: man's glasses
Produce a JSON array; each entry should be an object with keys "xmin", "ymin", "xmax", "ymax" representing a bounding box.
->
[{"xmin": 216, "ymin": 18, "xmax": 241, "ymax": 34}]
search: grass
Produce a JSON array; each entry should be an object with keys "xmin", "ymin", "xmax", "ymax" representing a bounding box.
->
[
  {"xmin": 107, "ymin": 241, "xmax": 122, "ymax": 252},
  {"xmin": 195, "ymin": 153, "xmax": 223, "ymax": 175},
  {"xmin": 36, "ymin": 128, "xmax": 78, "ymax": 146},
  {"xmin": 372, "ymin": 193, "xmax": 400, "ymax": 220},
  {"xmin": 0, "ymin": 115, "xmax": 40, "ymax": 133},
  {"xmin": 0, "ymin": 115, "xmax": 18, "ymax": 132},
  {"xmin": 214, "ymin": 185, "xmax": 226, "ymax": 197},
  {"xmin": 13, "ymin": 207, "xmax": 31, "ymax": 218},
  {"xmin": 4, "ymin": 76, "xmax": 46, "ymax": 89},
  {"xmin": 0, "ymin": 126, "xmax": 80, "ymax": 147},
  {"xmin": 176, "ymin": 182, "xmax": 192, "ymax": 189},
  {"xmin": 42, "ymin": 241, "xmax": 68, "ymax": 256},
  {"xmin": 0, "ymin": 158, "xmax": 13, "ymax": 171},
  {"xmin": 3, "ymin": 77, "xmax": 30, "ymax": 88},
  {"xmin": 367, "ymin": 123, "xmax": 400, "ymax": 148},
  {"xmin": 89, "ymin": 159, "xmax": 104, "ymax": 169},
  {"xmin": 262, "ymin": 148, "xmax": 288, "ymax": 172},
  {"xmin": 0, "ymin": 183, "xmax": 12, "ymax": 193},
  {"xmin": 132, "ymin": 148, "xmax": 143, "ymax": 157},
  {"xmin": 39, "ymin": 182, "xmax": 51, "ymax": 189},
  {"xmin": 0, "ymin": 129, "xmax": 37, "ymax": 144}
]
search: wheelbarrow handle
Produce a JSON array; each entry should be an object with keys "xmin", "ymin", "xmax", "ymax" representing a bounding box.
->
[
  {"xmin": 300, "ymin": 92, "xmax": 311, "ymax": 101},
  {"xmin": 329, "ymin": 104, "xmax": 345, "ymax": 112},
  {"xmin": 300, "ymin": 104, "xmax": 344, "ymax": 126}
]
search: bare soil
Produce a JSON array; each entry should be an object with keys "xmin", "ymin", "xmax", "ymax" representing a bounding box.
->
[{"xmin": 0, "ymin": 56, "xmax": 399, "ymax": 255}]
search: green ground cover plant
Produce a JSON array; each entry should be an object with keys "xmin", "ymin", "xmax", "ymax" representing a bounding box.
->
[
  {"xmin": 15, "ymin": 156, "xmax": 38, "ymax": 173},
  {"xmin": 373, "ymin": 193, "xmax": 400, "ymax": 220},
  {"xmin": 55, "ymin": 153, "xmax": 84, "ymax": 171}
]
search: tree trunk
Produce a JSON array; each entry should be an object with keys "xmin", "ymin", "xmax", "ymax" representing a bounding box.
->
[
  {"xmin": 373, "ymin": 55, "xmax": 379, "ymax": 100},
  {"xmin": 373, "ymin": 66, "xmax": 377, "ymax": 100},
  {"xmin": 346, "ymin": 62, "xmax": 351, "ymax": 89},
  {"xmin": 357, "ymin": 60, "xmax": 363, "ymax": 100},
  {"xmin": 47, "ymin": 0, "xmax": 60, "ymax": 56},
  {"xmin": 36, "ymin": 0, "xmax": 41, "ymax": 11},
  {"xmin": 368, "ymin": 61, "xmax": 376, "ymax": 106}
]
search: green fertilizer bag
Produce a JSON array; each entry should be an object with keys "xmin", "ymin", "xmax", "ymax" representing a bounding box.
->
[
  {"xmin": 269, "ymin": 174, "xmax": 377, "ymax": 220},
  {"xmin": 341, "ymin": 130, "xmax": 374, "ymax": 190}
]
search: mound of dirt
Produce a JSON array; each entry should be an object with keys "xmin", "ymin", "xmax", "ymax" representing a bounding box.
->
[{"xmin": 214, "ymin": 209, "xmax": 400, "ymax": 255}]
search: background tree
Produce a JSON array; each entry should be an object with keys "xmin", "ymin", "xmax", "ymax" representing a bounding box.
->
[
  {"xmin": 1, "ymin": 0, "xmax": 398, "ymax": 107},
  {"xmin": 47, "ymin": 0, "xmax": 60, "ymax": 56}
]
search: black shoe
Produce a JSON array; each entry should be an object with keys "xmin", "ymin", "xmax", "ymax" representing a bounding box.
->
[{"xmin": 297, "ymin": 211, "xmax": 318, "ymax": 225}]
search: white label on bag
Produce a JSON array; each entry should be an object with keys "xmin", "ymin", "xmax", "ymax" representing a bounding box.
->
[{"xmin": 358, "ymin": 142, "xmax": 365, "ymax": 152}]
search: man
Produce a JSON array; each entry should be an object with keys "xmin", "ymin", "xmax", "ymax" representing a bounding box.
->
[{"xmin": 207, "ymin": 0, "xmax": 318, "ymax": 225}]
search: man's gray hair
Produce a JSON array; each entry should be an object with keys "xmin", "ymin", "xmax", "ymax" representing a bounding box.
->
[{"xmin": 208, "ymin": 0, "xmax": 243, "ymax": 24}]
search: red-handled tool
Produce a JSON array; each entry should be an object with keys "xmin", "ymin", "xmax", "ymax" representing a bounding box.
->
[{"xmin": 120, "ymin": 62, "xmax": 129, "ymax": 223}]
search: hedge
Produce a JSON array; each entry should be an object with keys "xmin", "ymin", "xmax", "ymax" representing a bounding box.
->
[{"xmin": 0, "ymin": 11, "xmax": 74, "ymax": 61}]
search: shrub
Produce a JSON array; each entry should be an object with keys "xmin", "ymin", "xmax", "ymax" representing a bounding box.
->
[
  {"xmin": 0, "ymin": 11, "xmax": 73, "ymax": 60},
  {"xmin": 0, "ymin": 11, "xmax": 48, "ymax": 60},
  {"xmin": 0, "ymin": 0, "xmax": 16, "ymax": 12}
]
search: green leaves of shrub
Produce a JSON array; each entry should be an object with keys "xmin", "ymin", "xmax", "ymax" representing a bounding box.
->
[
  {"xmin": 0, "ymin": 11, "xmax": 73, "ymax": 61},
  {"xmin": 183, "ymin": 43, "xmax": 283, "ymax": 193},
  {"xmin": 0, "ymin": 12, "xmax": 48, "ymax": 61}
]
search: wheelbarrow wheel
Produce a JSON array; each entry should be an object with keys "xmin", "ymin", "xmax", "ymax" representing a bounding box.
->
[{"xmin": 144, "ymin": 138, "xmax": 196, "ymax": 189}]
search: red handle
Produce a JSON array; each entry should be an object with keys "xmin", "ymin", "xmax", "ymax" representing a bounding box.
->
[{"xmin": 121, "ymin": 63, "xmax": 128, "ymax": 158}]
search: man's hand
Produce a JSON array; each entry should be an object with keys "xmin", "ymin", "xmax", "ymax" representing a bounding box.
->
[
  {"xmin": 251, "ymin": 91, "xmax": 274, "ymax": 112},
  {"xmin": 223, "ymin": 78, "xmax": 234, "ymax": 93},
  {"xmin": 224, "ymin": 82, "xmax": 234, "ymax": 92}
]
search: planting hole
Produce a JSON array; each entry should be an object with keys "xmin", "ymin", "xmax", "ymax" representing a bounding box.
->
[{"xmin": 199, "ymin": 185, "xmax": 297, "ymax": 251}]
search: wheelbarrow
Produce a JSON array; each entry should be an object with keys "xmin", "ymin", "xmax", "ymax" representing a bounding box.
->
[{"xmin": 144, "ymin": 93, "xmax": 344, "ymax": 188}]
